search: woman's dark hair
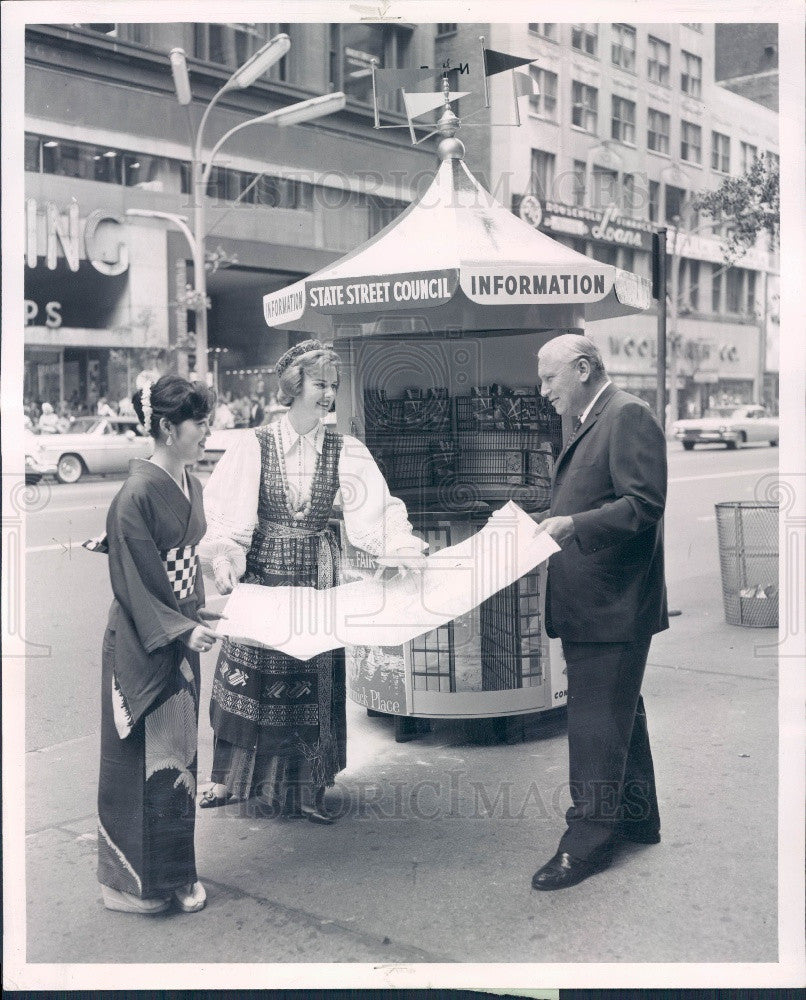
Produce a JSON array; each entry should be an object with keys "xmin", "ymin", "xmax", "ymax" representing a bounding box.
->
[{"xmin": 132, "ymin": 374, "xmax": 216, "ymax": 439}]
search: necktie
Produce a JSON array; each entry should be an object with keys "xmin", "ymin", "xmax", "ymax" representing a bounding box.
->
[{"xmin": 566, "ymin": 415, "xmax": 582, "ymax": 447}]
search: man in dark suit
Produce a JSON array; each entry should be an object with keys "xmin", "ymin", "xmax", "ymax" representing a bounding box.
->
[
  {"xmin": 248, "ymin": 396, "xmax": 265, "ymax": 428},
  {"xmin": 531, "ymin": 333, "xmax": 668, "ymax": 890}
]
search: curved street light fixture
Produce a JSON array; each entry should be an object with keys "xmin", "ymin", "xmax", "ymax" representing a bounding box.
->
[{"xmin": 161, "ymin": 38, "xmax": 344, "ymax": 380}]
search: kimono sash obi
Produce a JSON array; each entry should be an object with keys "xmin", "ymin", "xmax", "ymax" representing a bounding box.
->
[
  {"xmin": 161, "ymin": 544, "xmax": 198, "ymax": 601},
  {"xmin": 260, "ymin": 521, "xmax": 339, "ymax": 590}
]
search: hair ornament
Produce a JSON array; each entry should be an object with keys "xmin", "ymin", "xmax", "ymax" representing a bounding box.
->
[
  {"xmin": 135, "ymin": 369, "xmax": 158, "ymax": 432},
  {"xmin": 274, "ymin": 339, "xmax": 325, "ymax": 380}
]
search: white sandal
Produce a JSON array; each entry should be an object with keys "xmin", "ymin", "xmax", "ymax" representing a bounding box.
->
[
  {"xmin": 101, "ymin": 885, "xmax": 170, "ymax": 914},
  {"xmin": 174, "ymin": 881, "xmax": 207, "ymax": 912}
]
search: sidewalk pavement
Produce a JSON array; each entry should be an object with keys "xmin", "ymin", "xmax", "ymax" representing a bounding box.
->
[{"xmin": 22, "ymin": 575, "xmax": 778, "ymax": 970}]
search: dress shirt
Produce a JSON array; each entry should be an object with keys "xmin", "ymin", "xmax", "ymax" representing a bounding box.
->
[{"xmin": 578, "ymin": 380, "xmax": 612, "ymax": 427}]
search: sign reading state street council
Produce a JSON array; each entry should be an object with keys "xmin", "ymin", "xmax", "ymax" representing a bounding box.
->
[{"xmin": 264, "ymin": 269, "xmax": 458, "ymax": 323}]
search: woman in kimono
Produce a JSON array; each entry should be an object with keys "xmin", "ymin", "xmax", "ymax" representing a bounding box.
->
[
  {"xmin": 200, "ymin": 341, "xmax": 425, "ymax": 822},
  {"xmin": 96, "ymin": 373, "xmax": 219, "ymax": 914}
]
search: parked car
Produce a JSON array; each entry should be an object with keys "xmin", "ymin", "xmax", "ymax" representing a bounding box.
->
[
  {"xmin": 24, "ymin": 431, "xmax": 58, "ymax": 484},
  {"xmin": 673, "ymin": 405, "xmax": 779, "ymax": 450},
  {"xmin": 197, "ymin": 405, "xmax": 332, "ymax": 469},
  {"xmin": 35, "ymin": 415, "xmax": 153, "ymax": 483},
  {"xmin": 198, "ymin": 427, "xmax": 253, "ymax": 469}
]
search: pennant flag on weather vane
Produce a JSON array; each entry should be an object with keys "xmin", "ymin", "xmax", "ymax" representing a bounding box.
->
[
  {"xmin": 513, "ymin": 70, "xmax": 538, "ymax": 97},
  {"xmin": 483, "ymin": 47, "xmax": 534, "ymax": 77},
  {"xmin": 374, "ymin": 66, "xmax": 436, "ymax": 95},
  {"xmin": 402, "ymin": 89, "xmax": 471, "ymax": 120}
]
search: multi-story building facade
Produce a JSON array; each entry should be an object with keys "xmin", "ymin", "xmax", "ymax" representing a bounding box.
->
[
  {"xmin": 24, "ymin": 21, "xmax": 437, "ymax": 411},
  {"xmin": 437, "ymin": 22, "xmax": 780, "ymax": 416}
]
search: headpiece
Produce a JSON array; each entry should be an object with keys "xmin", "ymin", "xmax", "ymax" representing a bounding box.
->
[
  {"xmin": 135, "ymin": 370, "xmax": 158, "ymax": 432},
  {"xmin": 274, "ymin": 339, "xmax": 325, "ymax": 380}
]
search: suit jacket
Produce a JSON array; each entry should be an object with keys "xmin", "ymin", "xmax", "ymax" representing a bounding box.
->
[
  {"xmin": 249, "ymin": 403, "xmax": 265, "ymax": 428},
  {"xmin": 545, "ymin": 383, "xmax": 669, "ymax": 643}
]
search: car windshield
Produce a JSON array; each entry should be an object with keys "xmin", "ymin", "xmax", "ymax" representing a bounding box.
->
[
  {"xmin": 67, "ymin": 417, "xmax": 103, "ymax": 433},
  {"xmin": 703, "ymin": 408, "xmax": 738, "ymax": 418}
]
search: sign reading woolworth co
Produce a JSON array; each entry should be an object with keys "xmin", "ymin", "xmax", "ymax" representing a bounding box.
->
[{"xmin": 514, "ymin": 195, "xmax": 655, "ymax": 252}]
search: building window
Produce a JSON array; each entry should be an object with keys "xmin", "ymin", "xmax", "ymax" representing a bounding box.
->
[
  {"xmin": 711, "ymin": 131, "xmax": 730, "ymax": 173},
  {"xmin": 681, "ymin": 121, "xmax": 702, "ymax": 164},
  {"xmin": 647, "ymin": 108, "xmax": 670, "ymax": 154},
  {"xmin": 436, "ymin": 24, "xmax": 457, "ymax": 37},
  {"xmin": 572, "ymin": 160, "xmax": 587, "ymax": 206},
  {"xmin": 25, "ymin": 133, "xmax": 41, "ymax": 172},
  {"xmin": 726, "ymin": 267, "xmax": 743, "ymax": 313},
  {"xmin": 712, "ymin": 264, "xmax": 723, "ymax": 313},
  {"xmin": 649, "ymin": 180, "xmax": 660, "ymax": 222},
  {"xmin": 528, "ymin": 24, "xmax": 557, "ymax": 41},
  {"xmin": 680, "ymin": 258, "xmax": 700, "ymax": 311},
  {"xmin": 571, "ymin": 24, "xmax": 598, "ymax": 57},
  {"xmin": 571, "ymin": 81, "xmax": 598, "ymax": 132},
  {"xmin": 611, "ymin": 95, "xmax": 636, "ymax": 144},
  {"xmin": 591, "ymin": 166, "xmax": 619, "ymax": 210},
  {"xmin": 194, "ymin": 23, "xmax": 275, "ymax": 73},
  {"xmin": 26, "ymin": 133, "xmax": 316, "ymax": 209},
  {"xmin": 591, "ymin": 243, "xmax": 619, "ymax": 266},
  {"xmin": 747, "ymin": 271, "xmax": 757, "ymax": 315},
  {"xmin": 329, "ymin": 23, "xmax": 412, "ymax": 109},
  {"xmin": 684, "ymin": 24, "xmax": 703, "ymax": 31},
  {"xmin": 664, "ymin": 184, "xmax": 687, "ymax": 223},
  {"xmin": 116, "ymin": 23, "xmax": 152, "ymax": 46},
  {"xmin": 73, "ymin": 23, "xmax": 118, "ymax": 36},
  {"xmin": 529, "ymin": 67, "xmax": 558, "ymax": 119},
  {"xmin": 368, "ymin": 195, "xmax": 408, "ymax": 235},
  {"xmin": 740, "ymin": 141, "xmax": 758, "ymax": 172},
  {"xmin": 681, "ymin": 51, "xmax": 702, "ymax": 98},
  {"xmin": 530, "ymin": 149, "xmax": 556, "ymax": 198},
  {"xmin": 36, "ymin": 136, "xmax": 123, "ymax": 184},
  {"xmin": 647, "ymin": 36, "xmax": 670, "ymax": 85},
  {"xmin": 611, "ymin": 24, "xmax": 636, "ymax": 71},
  {"xmin": 718, "ymin": 266, "xmax": 757, "ymax": 316},
  {"xmin": 622, "ymin": 173, "xmax": 636, "ymax": 213}
]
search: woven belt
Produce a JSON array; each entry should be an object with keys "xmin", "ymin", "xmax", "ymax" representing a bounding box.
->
[{"xmin": 255, "ymin": 521, "xmax": 339, "ymax": 590}]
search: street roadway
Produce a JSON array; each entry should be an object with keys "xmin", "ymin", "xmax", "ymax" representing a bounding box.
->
[
  {"xmin": 13, "ymin": 441, "xmax": 784, "ymax": 971},
  {"xmin": 21, "ymin": 442, "xmax": 778, "ymax": 753}
]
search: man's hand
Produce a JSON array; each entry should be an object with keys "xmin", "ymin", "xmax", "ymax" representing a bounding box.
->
[{"xmin": 535, "ymin": 515, "xmax": 576, "ymax": 548}]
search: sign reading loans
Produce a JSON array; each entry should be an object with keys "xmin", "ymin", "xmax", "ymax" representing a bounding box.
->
[{"xmin": 461, "ymin": 265, "xmax": 614, "ymax": 305}]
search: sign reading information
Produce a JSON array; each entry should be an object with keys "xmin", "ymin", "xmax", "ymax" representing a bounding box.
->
[{"xmin": 461, "ymin": 265, "xmax": 613, "ymax": 304}]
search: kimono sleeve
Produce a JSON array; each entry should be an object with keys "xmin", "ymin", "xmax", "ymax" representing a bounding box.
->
[{"xmin": 107, "ymin": 490, "xmax": 200, "ymax": 653}]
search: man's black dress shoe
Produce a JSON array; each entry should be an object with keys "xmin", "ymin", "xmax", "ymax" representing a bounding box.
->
[{"xmin": 531, "ymin": 850, "xmax": 611, "ymax": 891}]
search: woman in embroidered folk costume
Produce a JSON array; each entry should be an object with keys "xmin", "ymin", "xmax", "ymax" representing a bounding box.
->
[
  {"xmin": 200, "ymin": 340, "xmax": 425, "ymax": 822},
  {"xmin": 96, "ymin": 373, "xmax": 219, "ymax": 914}
]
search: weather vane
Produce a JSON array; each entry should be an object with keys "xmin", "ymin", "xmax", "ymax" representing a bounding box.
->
[{"xmin": 370, "ymin": 36, "xmax": 538, "ymax": 145}]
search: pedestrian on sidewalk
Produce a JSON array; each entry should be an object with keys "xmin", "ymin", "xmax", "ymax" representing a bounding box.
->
[
  {"xmin": 530, "ymin": 334, "xmax": 668, "ymax": 891},
  {"xmin": 199, "ymin": 340, "xmax": 425, "ymax": 822},
  {"xmin": 93, "ymin": 373, "xmax": 220, "ymax": 915}
]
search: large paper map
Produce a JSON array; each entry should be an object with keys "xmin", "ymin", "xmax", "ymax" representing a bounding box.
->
[{"xmin": 216, "ymin": 501, "xmax": 559, "ymax": 661}]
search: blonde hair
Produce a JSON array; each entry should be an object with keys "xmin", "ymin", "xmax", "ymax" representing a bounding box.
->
[{"xmin": 277, "ymin": 346, "xmax": 341, "ymax": 406}]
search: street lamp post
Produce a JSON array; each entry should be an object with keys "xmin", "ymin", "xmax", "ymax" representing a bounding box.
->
[
  {"xmin": 208, "ymin": 346, "xmax": 229, "ymax": 394},
  {"xmin": 166, "ymin": 39, "xmax": 345, "ymax": 380}
]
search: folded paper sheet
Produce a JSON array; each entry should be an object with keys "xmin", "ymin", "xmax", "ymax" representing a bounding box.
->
[{"xmin": 216, "ymin": 501, "xmax": 559, "ymax": 661}]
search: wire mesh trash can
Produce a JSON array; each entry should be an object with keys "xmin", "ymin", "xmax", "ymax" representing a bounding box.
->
[{"xmin": 715, "ymin": 501, "xmax": 779, "ymax": 627}]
